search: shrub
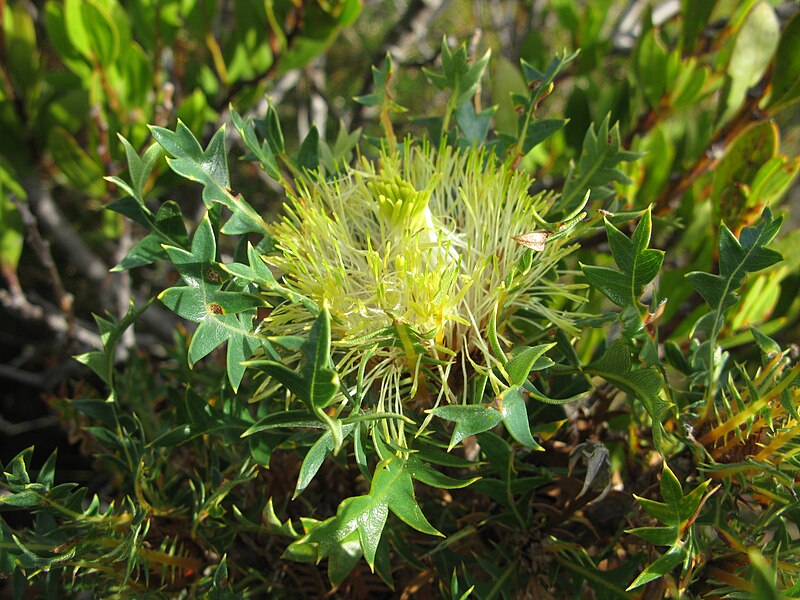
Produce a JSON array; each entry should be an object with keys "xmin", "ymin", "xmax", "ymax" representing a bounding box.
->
[{"xmin": 2, "ymin": 2, "xmax": 800, "ymax": 598}]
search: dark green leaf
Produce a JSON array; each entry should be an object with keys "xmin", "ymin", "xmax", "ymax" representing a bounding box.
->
[
  {"xmin": 297, "ymin": 126, "xmax": 320, "ymax": 171},
  {"xmin": 627, "ymin": 544, "xmax": 686, "ymax": 590},
  {"xmin": 430, "ymin": 404, "xmax": 504, "ymax": 450},
  {"xmin": 150, "ymin": 122, "xmax": 268, "ymax": 234},
  {"xmin": 498, "ymin": 387, "xmax": 543, "ymax": 450},
  {"xmin": 560, "ymin": 115, "xmax": 641, "ymax": 212},
  {"xmin": 582, "ymin": 209, "xmax": 663, "ymax": 308},
  {"xmin": 505, "ymin": 343, "xmax": 556, "ymax": 387},
  {"xmin": 455, "ymin": 101, "xmax": 496, "ymax": 145}
]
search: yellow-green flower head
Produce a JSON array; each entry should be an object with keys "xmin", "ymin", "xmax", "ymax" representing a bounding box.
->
[{"xmin": 265, "ymin": 140, "xmax": 584, "ymax": 441}]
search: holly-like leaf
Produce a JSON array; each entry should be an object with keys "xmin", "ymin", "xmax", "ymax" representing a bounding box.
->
[
  {"xmin": 158, "ymin": 216, "xmax": 267, "ymax": 390},
  {"xmin": 431, "ymin": 386, "xmax": 544, "ymax": 451},
  {"xmin": 285, "ymin": 453, "xmax": 441, "ymax": 579},
  {"xmin": 424, "ymin": 39, "xmax": 491, "ymax": 110},
  {"xmin": 430, "ymin": 404, "xmax": 504, "ymax": 450},
  {"xmin": 687, "ymin": 209, "xmax": 783, "ymax": 313},
  {"xmin": 294, "ymin": 423, "xmax": 357, "ymax": 499},
  {"xmin": 455, "ymin": 101, "xmax": 496, "ymax": 146},
  {"xmin": 74, "ymin": 300, "xmax": 151, "ymax": 403},
  {"xmin": 498, "ymin": 387, "xmax": 544, "ymax": 450},
  {"xmin": 406, "ymin": 454, "xmax": 479, "ymax": 489},
  {"xmin": 251, "ymin": 307, "xmax": 338, "ymax": 411},
  {"xmin": 111, "ymin": 200, "xmax": 188, "ymax": 270},
  {"xmin": 627, "ymin": 463, "xmax": 713, "ymax": 588},
  {"xmin": 296, "ymin": 126, "xmax": 319, "ymax": 171},
  {"xmin": 354, "ymin": 53, "xmax": 406, "ymax": 114},
  {"xmin": 230, "ymin": 107, "xmax": 282, "ymax": 181},
  {"xmin": 150, "ymin": 121, "xmax": 269, "ymax": 235},
  {"xmin": 560, "ymin": 115, "xmax": 641, "ymax": 212},
  {"xmin": 108, "ymin": 136, "xmax": 163, "ymax": 203},
  {"xmin": 223, "ymin": 243, "xmax": 318, "ymax": 313},
  {"xmin": 585, "ymin": 341, "xmax": 668, "ymax": 440},
  {"xmin": 581, "ymin": 209, "xmax": 664, "ymax": 308}
]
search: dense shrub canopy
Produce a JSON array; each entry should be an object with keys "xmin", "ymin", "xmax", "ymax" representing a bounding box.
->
[{"xmin": 1, "ymin": 1, "xmax": 800, "ymax": 598}]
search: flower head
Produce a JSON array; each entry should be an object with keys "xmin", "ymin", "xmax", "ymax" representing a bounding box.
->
[{"xmin": 265, "ymin": 140, "xmax": 585, "ymax": 443}]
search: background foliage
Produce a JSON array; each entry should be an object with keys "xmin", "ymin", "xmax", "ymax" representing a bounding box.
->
[{"xmin": 2, "ymin": 0, "xmax": 800, "ymax": 598}]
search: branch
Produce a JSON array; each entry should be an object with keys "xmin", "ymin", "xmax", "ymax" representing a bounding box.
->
[
  {"xmin": 0, "ymin": 288, "xmax": 101, "ymax": 348},
  {"xmin": 21, "ymin": 176, "xmax": 178, "ymax": 343}
]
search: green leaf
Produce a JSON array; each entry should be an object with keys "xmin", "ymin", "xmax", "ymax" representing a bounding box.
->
[
  {"xmin": 768, "ymin": 10, "xmax": 800, "ymax": 109},
  {"xmin": 424, "ymin": 39, "xmax": 491, "ymax": 110},
  {"xmin": 498, "ymin": 387, "xmax": 543, "ymax": 450},
  {"xmin": 159, "ymin": 216, "xmax": 267, "ymax": 390},
  {"xmin": 627, "ymin": 525, "xmax": 680, "ymax": 546},
  {"xmin": 3, "ymin": 3, "xmax": 39, "ymax": 92},
  {"xmin": 406, "ymin": 454, "xmax": 479, "ymax": 489},
  {"xmin": 430, "ymin": 404, "xmax": 504, "ymax": 450},
  {"xmin": 455, "ymin": 101, "xmax": 496, "ymax": 146},
  {"xmin": 354, "ymin": 53, "xmax": 407, "ymax": 114},
  {"xmin": 286, "ymin": 454, "xmax": 441, "ymax": 578},
  {"xmin": 81, "ymin": 1, "xmax": 119, "ymax": 66},
  {"xmin": 48, "ymin": 127, "xmax": 106, "ymax": 198},
  {"xmin": 520, "ymin": 50, "xmax": 579, "ymax": 109},
  {"xmin": 627, "ymin": 544, "xmax": 686, "ymax": 590},
  {"xmin": 242, "ymin": 410, "xmax": 325, "ymax": 437},
  {"xmin": 231, "ymin": 107, "xmax": 282, "ymax": 180},
  {"xmin": 294, "ymin": 424, "xmax": 356, "ymax": 499},
  {"xmin": 0, "ymin": 169, "xmax": 25, "ymax": 273},
  {"xmin": 431, "ymin": 386, "xmax": 544, "ymax": 450},
  {"xmin": 63, "ymin": 0, "xmax": 92, "ymax": 60},
  {"xmin": 582, "ymin": 209, "xmax": 664, "ymax": 308},
  {"xmin": 520, "ymin": 118, "xmax": 567, "ymax": 154},
  {"xmin": 504, "ymin": 343, "xmax": 556, "ymax": 387},
  {"xmin": 687, "ymin": 209, "xmax": 783, "ymax": 313},
  {"xmin": 560, "ymin": 115, "xmax": 641, "ymax": 212},
  {"xmin": 723, "ymin": 2, "xmax": 779, "ymax": 122},
  {"xmin": 585, "ymin": 341, "xmax": 666, "ymax": 418},
  {"xmin": 150, "ymin": 121, "xmax": 269, "ymax": 235},
  {"xmin": 749, "ymin": 548, "xmax": 782, "ymax": 600},
  {"xmin": 634, "ymin": 26, "xmax": 669, "ymax": 107},
  {"xmin": 680, "ymin": 0, "xmax": 718, "ymax": 55},
  {"xmin": 223, "ymin": 243, "xmax": 317, "ymax": 312},
  {"xmin": 74, "ymin": 300, "xmax": 151, "ymax": 402},
  {"xmin": 246, "ymin": 308, "xmax": 338, "ymax": 414},
  {"xmin": 112, "ymin": 201, "xmax": 188, "ymax": 270},
  {"xmin": 296, "ymin": 126, "xmax": 320, "ymax": 171},
  {"xmin": 711, "ymin": 121, "xmax": 779, "ymax": 227},
  {"xmin": 659, "ymin": 463, "xmax": 684, "ymax": 523},
  {"xmin": 116, "ymin": 136, "xmax": 163, "ymax": 203}
]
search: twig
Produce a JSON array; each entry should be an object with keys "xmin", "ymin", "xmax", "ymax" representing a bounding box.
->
[
  {"xmin": 0, "ymin": 364, "xmax": 46, "ymax": 389},
  {"xmin": 10, "ymin": 194, "xmax": 75, "ymax": 336},
  {"xmin": 0, "ymin": 289, "xmax": 101, "ymax": 348},
  {"xmin": 23, "ymin": 177, "xmax": 109, "ymax": 284},
  {"xmin": 0, "ymin": 414, "xmax": 59, "ymax": 436},
  {"xmin": 21, "ymin": 176, "xmax": 177, "ymax": 343},
  {"xmin": 308, "ymin": 58, "xmax": 328, "ymax": 140}
]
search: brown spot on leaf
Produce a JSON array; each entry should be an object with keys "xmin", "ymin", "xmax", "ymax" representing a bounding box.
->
[{"xmin": 207, "ymin": 303, "xmax": 224, "ymax": 315}]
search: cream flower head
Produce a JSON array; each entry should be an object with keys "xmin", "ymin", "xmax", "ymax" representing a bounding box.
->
[{"xmin": 264, "ymin": 139, "xmax": 586, "ymax": 445}]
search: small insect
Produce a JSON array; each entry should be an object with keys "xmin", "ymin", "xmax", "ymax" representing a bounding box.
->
[{"xmin": 511, "ymin": 231, "xmax": 550, "ymax": 251}]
